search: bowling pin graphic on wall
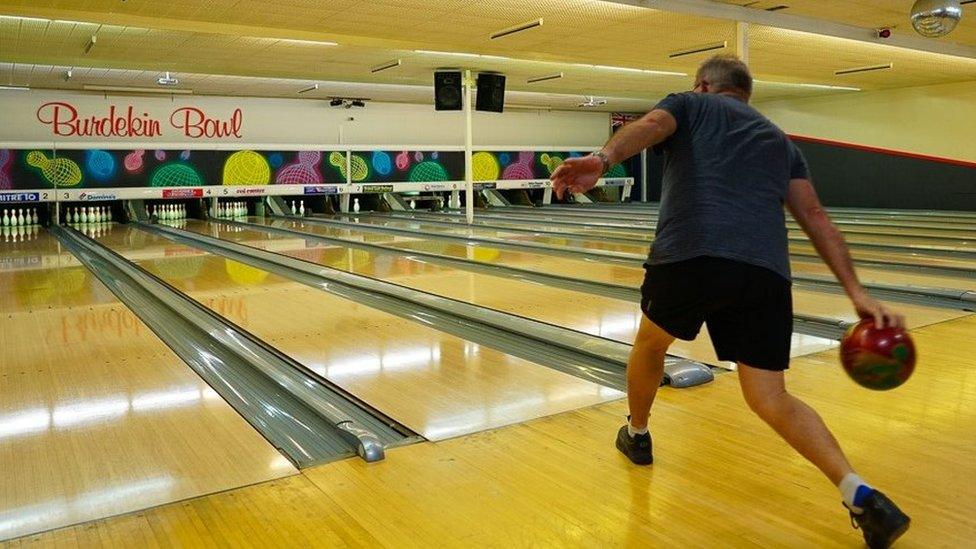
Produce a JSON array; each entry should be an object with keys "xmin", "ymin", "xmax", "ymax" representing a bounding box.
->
[
  {"xmin": 26, "ymin": 151, "xmax": 83, "ymax": 187},
  {"xmin": 539, "ymin": 153, "xmax": 564, "ymax": 176},
  {"xmin": 275, "ymin": 151, "xmax": 324, "ymax": 184},
  {"xmin": 502, "ymin": 151, "xmax": 536, "ymax": 180},
  {"xmin": 124, "ymin": 150, "xmax": 146, "ymax": 173},
  {"xmin": 329, "ymin": 152, "xmax": 368, "ymax": 182}
]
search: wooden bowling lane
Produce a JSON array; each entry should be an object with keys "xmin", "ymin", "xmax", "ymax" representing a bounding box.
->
[
  {"xmin": 188, "ymin": 221, "xmax": 837, "ymax": 366},
  {"xmin": 355, "ymin": 214, "xmax": 976, "ymax": 291},
  {"xmin": 342, "ymin": 213, "xmax": 976, "ymax": 271},
  {"xmin": 274, "ymin": 218, "xmax": 968, "ymax": 330},
  {"xmin": 21, "ymin": 314, "xmax": 976, "ymax": 546},
  {"xmin": 413, "ymin": 209, "xmax": 976, "ymax": 247},
  {"xmin": 338, "ymin": 213, "xmax": 649, "ymax": 254},
  {"xmin": 791, "ymin": 260, "xmax": 976, "ymax": 292},
  {"xmin": 0, "ymin": 230, "xmax": 296, "ymax": 541},
  {"xmin": 92, "ymin": 224, "xmax": 621, "ymax": 441},
  {"xmin": 494, "ymin": 205, "xmax": 976, "ymax": 231}
]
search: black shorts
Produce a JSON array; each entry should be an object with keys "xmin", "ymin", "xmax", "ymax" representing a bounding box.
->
[{"xmin": 640, "ymin": 256, "xmax": 793, "ymax": 371}]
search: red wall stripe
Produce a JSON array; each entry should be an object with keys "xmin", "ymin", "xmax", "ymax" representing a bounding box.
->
[{"xmin": 788, "ymin": 133, "xmax": 976, "ymax": 170}]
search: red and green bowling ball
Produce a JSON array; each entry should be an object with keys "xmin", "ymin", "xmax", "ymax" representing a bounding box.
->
[{"xmin": 840, "ymin": 319, "xmax": 916, "ymax": 391}]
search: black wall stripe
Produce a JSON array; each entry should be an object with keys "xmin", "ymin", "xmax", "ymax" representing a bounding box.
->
[{"xmin": 641, "ymin": 139, "xmax": 976, "ymax": 211}]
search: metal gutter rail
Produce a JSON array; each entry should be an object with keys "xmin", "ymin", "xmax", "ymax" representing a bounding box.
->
[{"xmin": 55, "ymin": 225, "xmax": 404, "ymax": 465}]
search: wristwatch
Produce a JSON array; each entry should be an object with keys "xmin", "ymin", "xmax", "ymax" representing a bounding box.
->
[{"xmin": 591, "ymin": 151, "xmax": 611, "ymax": 176}]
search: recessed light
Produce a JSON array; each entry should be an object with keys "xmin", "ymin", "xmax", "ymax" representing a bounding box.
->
[
  {"xmin": 834, "ymin": 63, "xmax": 893, "ymax": 76},
  {"xmin": 490, "ymin": 18, "xmax": 543, "ymax": 40},
  {"xmin": 527, "ymin": 72, "xmax": 564, "ymax": 84}
]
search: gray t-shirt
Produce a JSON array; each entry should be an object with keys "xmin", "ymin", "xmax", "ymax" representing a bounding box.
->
[{"xmin": 649, "ymin": 92, "xmax": 810, "ymax": 281}]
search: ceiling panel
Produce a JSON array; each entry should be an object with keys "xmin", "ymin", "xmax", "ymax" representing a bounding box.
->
[
  {"xmin": 1, "ymin": 0, "xmax": 975, "ymax": 109},
  {"xmin": 716, "ymin": 1, "xmax": 976, "ymax": 47}
]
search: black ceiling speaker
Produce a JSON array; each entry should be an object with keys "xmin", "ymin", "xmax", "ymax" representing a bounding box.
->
[
  {"xmin": 434, "ymin": 71, "xmax": 462, "ymax": 111},
  {"xmin": 476, "ymin": 72, "xmax": 506, "ymax": 113}
]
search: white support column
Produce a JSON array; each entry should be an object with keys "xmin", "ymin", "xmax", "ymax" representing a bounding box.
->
[
  {"xmin": 463, "ymin": 69, "xmax": 474, "ymax": 225},
  {"xmin": 340, "ymin": 151, "xmax": 351, "ymax": 213},
  {"xmin": 736, "ymin": 21, "xmax": 749, "ymax": 64},
  {"xmin": 640, "ymin": 149, "xmax": 648, "ymax": 203}
]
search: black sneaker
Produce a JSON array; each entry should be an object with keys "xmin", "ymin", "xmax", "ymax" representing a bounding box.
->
[
  {"xmin": 846, "ymin": 490, "xmax": 911, "ymax": 549},
  {"xmin": 615, "ymin": 425, "xmax": 653, "ymax": 465}
]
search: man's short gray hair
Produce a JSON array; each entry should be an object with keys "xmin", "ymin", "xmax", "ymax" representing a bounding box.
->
[{"xmin": 697, "ymin": 54, "xmax": 753, "ymax": 96}]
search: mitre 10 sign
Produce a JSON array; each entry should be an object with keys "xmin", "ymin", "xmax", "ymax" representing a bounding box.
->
[{"xmin": 35, "ymin": 101, "xmax": 244, "ymax": 139}]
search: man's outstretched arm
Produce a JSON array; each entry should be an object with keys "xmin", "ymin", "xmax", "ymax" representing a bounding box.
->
[
  {"xmin": 550, "ymin": 109, "xmax": 677, "ymax": 199},
  {"xmin": 786, "ymin": 178, "xmax": 905, "ymax": 328}
]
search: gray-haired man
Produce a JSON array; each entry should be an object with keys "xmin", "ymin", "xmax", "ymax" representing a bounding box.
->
[{"xmin": 551, "ymin": 55, "xmax": 909, "ymax": 548}]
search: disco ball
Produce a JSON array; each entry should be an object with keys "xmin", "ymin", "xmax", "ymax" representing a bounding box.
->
[{"xmin": 910, "ymin": 0, "xmax": 962, "ymax": 38}]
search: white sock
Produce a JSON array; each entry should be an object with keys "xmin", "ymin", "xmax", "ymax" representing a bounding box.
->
[
  {"xmin": 839, "ymin": 473, "xmax": 873, "ymax": 513},
  {"xmin": 627, "ymin": 423, "xmax": 648, "ymax": 437}
]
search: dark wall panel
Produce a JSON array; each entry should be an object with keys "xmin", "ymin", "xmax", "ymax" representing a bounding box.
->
[
  {"xmin": 792, "ymin": 137, "xmax": 976, "ymax": 211},
  {"xmin": 641, "ymin": 136, "xmax": 976, "ymax": 211}
]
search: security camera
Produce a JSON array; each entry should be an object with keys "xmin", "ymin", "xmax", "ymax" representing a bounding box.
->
[{"xmin": 876, "ymin": 27, "xmax": 893, "ymax": 39}]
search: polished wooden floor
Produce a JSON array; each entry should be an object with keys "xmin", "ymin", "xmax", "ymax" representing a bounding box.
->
[
  {"xmin": 10, "ymin": 315, "xmax": 975, "ymax": 547},
  {"xmin": 0, "ymin": 232, "xmax": 296, "ymax": 541}
]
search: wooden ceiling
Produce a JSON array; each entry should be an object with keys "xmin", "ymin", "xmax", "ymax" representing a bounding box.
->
[{"xmin": 1, "ymin": 0, "xmax": 974, "ymax": 110}]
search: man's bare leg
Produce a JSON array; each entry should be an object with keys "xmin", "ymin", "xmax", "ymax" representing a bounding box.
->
[
  {"xmin": 737, "ymin": 363, "xmax": 853, "ymax": 484},
  {"xmin": 627, "ymin": 316, "xmax": 674, "ymax": 430}
]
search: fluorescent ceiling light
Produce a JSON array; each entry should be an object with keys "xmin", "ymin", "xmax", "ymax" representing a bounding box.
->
[
  {"xmin": 755, "ymin": 79, "xmax": 860, "ymax": 91},
  {"xmin": 371, "ymin": 59, "xmax": 402, "ymax": 73},
  {"xmin": 669, "ymin": 41, "xmax": 728, "ymax": 58},
  {"xmin": 0, "ymin": 85, "xmax": 30, "ymax": 91},
  {"xmin": 0, "ymin": 15, "xmax": 49, "ymax": 23},
  {"xmin": 414, "ymin": 50, "xmax": 684, "ymax": 76},
  {"xmin": 574, "ymin": 63, "xmax": 686, "ymax": 76},
  {"xmin": 83, "ymin": 84, "xmax": 193, "ymax": 95},
  {"xmin": 414, "ymin": 50, "xmax": 510, "ymax": 60},
  {"xmin": 834, "ymin": 63, "xmax": 893, "ymax": 76},
  {"xmin": 490, "ymin": 18, "xmax": 544, "ymax": 40},
  {"xmin": 276, "ymin": 38, "xmax": 338, "ymax": 46},
  {"xmin": 298, "ymin": 83, "xmax": 319, "ymax": 94},
  {"xmin": 0, "ymin": 14, "xmax": 92, "ymax": 25},
  {"xmin": 527, "ymin": 72, "xmax": 564, "ymax": 84},
  {"xmin": 84, "ymin": 34, "xmax": 97, "ymax": 54}
]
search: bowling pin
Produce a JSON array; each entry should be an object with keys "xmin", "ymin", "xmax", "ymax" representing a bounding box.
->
[
  {"xmin": 2, "ymin": 209, "xmax": 9, "ymax": 227},
  {"xmin": 30, "ymin": 208, "xmax": 38, "ymax": 226},
  {"xmin": 290, "ymin": 201, "xmax": 297, "ymax": 215},
  {"xmin": 15, "ymin": 208, "xmax": 24, "ymax": 227},
  {"xmin": 409, "ymin": 200, "xmax": 416, "ymax": 210},
  {"xmin": 299, "ymin": 200, "xmax": 305, "ymax": 217},
  {"xmin": 353, "ymin": 198, "xmax": 360, "ymax": 213}
]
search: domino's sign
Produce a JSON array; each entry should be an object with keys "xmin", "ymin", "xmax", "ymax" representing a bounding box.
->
[
  {"xmin": 79, "ymin": 192, "xmax": 118, "ymax": 201},
  {"xmin": 0, "ymin": 192, "xmax": 40, "ymax": 203}
]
